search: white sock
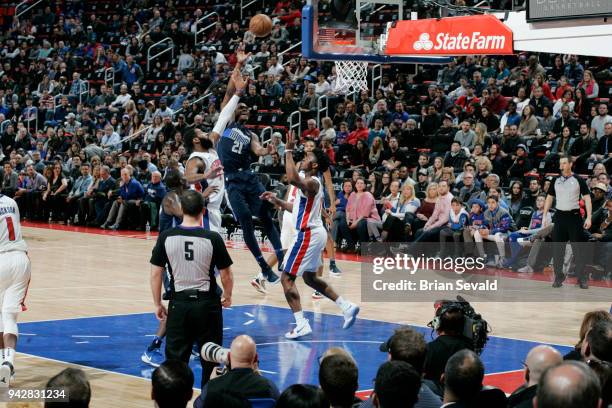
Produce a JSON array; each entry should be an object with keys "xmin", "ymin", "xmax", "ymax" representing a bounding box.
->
[
  {"xmin": 4, "ymin": 348, "xmax": 14, "ymax": 366},
  {"xmin": 335, "ymin": 296, "xmax": 350, "ymax": 311},
  {"xmin": 293, "ymin": 311, "xmax": 306, "ymax": 326},
  {"xmin": 0, "ymin": 349, "xmax": 5, "ymax": 363}
]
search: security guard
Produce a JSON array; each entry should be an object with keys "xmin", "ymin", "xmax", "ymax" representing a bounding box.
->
[{"xmin": 150, "ymin": 190, "xmax": 234, "ymax": 385}]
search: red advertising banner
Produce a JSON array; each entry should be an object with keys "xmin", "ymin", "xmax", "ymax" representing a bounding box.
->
[{"xmin": 385, "ymin": 15, "xmax": 514, "ymax": 56}]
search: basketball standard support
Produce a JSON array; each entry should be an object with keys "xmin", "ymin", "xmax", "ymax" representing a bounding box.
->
[
  {"xmin": 382, "ymin": 11, "xmax": 612, "ymax": 58},
  {"xmin": 493, "ymin": 10, "xmax": 612, "ymax": 58},
  {"xmin": 301, "ymin": 3, "xmax": 453, "ymax": 64}
]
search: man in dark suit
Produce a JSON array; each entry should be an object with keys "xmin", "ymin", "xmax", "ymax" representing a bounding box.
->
[
  {"xmin": 91, "ymin": 165, "xmax": 116, "ymax": 226},
  {"xmin": 507, "ymin": 345, "xmax": 562, "ymax": 408},
  {"xmin": 441, "ymin": 350, "xmax": 484, "ymax": 408},
  {"xmin": 196, "ymin": 335, "xmax": 279, "ymax": 408}
]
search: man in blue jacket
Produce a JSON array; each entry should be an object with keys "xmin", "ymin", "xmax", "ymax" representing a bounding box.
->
[
  {"xmin": 139, "ymin": 171, "xmax": 166, "ymax": 231},
  {"xmin": 101, "ymin": 168, "xmax": 144, "ymax": 230}
]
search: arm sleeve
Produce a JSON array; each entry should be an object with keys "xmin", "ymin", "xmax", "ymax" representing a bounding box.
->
[
  {"xmin": 548, "ymin": 178, "xmax": 557, "ymax": 197},
  {"xmin": 211, "ymin": 233, "xmax": 233, "ymax": 270},
  {"xmin": 577, "ymin": 176, "xmax": 590, "ymax": 196},
  {"xmin": 150, "ymin": 232, "xmax": 168, "ymax": 267},
  {"xmin": 212, "ymin": 94, "xmax": 240, "ymax": 136}
]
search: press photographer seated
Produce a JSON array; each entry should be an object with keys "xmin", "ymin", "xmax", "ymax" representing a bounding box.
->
[
  {"xmin": 195, "ymin": 335, "xmax": 280, "ymax": 408},
  {"xmin": 423, "ymin": 307, "xmax": 474, "ymax": 393}
]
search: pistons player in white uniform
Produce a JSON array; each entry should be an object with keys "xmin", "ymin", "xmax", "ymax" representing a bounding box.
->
[
  {"xmin": 0, "ymin": 194, "xmax": 31, "ymax": 385},
  {"xmin": 261, "ymin": 132, "xmax": 359, "ymax": 339},
  {"xmin": 184, "ymin": 128, "xmax": 224, "ymax": 232}
]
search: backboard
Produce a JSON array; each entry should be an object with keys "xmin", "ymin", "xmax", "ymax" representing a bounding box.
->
[{"xmin": 301, "ymin": 0, "xmax": 453, "ymax": 64}]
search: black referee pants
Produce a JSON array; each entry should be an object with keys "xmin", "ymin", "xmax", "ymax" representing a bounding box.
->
[
  {"xmin": 552, "ymin": 210, "xmax": 587, "ymax": 284},
  {"xmin": 165, "ymin": 291, "xmax": 223, "ymax": 386}
]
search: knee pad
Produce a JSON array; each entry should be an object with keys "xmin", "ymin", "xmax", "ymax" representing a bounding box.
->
[{"xmin": 2, "ymin": 312, "xmax": 18, "ymax": 336}]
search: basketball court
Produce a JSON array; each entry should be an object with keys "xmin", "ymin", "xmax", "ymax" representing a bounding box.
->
[
  {"xmin": 2, "ymin": 0, "xmax": 612, "ymax": 406},
  {"xmin": 11, "ymin": 223, "xmax": 611, "ymax": 406}
]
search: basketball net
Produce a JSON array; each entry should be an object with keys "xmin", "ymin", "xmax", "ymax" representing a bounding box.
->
[{"xmin": 334, "ymin": 60, "xmax": 369, "ymax": 94}]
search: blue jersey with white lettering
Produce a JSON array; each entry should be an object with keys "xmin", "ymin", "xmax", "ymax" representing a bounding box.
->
[{"xmin": 217, "ymin": 123, "xmax": 253, "ymax": 175}]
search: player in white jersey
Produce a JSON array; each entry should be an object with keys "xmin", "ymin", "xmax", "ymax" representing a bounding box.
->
[
  {"xmin": 184, "ymin": 128, "xmax": 224, "ymax": 232},
  {"xmin": 0, "ymin": 194, "xmax": 31, "ymax": 386},
  {"xmin": 260, "ymin": 132, "xmax": 359, "ymax": 339}
]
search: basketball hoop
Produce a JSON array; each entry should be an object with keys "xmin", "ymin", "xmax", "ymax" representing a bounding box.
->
[{"xmin": 334, "ymin": 60, "xmax": 369, "ymax": 94}]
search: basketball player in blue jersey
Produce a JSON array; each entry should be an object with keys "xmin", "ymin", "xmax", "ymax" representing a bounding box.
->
[
  {"xmin": 142, "ymin": 171, "xmax": 218, "ymax": 366},
  {"xmin": 261, "ymin": 132, "xmax": 359, "ymax": 339},
  {"xmin": 208, "ymin": 66, "xmax": 285, "ymax": 287}
]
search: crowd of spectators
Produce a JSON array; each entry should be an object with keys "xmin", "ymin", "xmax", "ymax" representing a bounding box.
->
[
  {"xmin": 0, "ymin": 1, "xmax": 612, "ymax": 264},
  {"xmin": 44, "ymin": 308, "xmax": 612, "ymax": 407}
]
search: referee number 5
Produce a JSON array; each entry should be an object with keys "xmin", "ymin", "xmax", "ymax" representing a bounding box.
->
[{"xmin": 184, "ymin": 242, "xmax": 194, "ymax": 261}]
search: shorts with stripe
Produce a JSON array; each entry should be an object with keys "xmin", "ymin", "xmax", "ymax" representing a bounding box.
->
[
  {"xmin": 0, "ymin": 251, "xmax": 31, "ymax": 313},
  {"xmin": 201, "ymin": 207, "xmax": 222, "ymax": 233},
  {"xmin": 280, "ymin": 211, "xmax": 298, "ymax": 250},
  {"xmin": 282, "ymin": 226, "xmax": 326, "ymax": 277}
]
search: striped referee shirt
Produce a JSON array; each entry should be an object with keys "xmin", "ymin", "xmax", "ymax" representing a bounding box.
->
[
  {"xmin": 150, "ymin": 226, "xmax": 232, "ymax": 293},
  {"xmin": 548, "ymin": 174, "xmax": 590, "ymax": 211}
]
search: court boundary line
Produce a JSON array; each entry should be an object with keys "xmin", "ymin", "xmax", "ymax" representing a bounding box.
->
[
  {"xmin": 22, "ymin": 222, "xmax": 612, "ymax": 288},
  {"xmin": 20, "ymin": 304, "xmax": 574, "ymax": 348}
]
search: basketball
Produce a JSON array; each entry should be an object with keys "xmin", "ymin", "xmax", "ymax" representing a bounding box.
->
[{"xmin": 249, "ymin": 14, "xmax": 273, "ymax": 37}]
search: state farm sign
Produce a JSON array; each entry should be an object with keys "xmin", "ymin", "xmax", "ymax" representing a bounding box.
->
[{"xmin": 385, "ymin": 15, "xmax": 514, "ymax": 56}]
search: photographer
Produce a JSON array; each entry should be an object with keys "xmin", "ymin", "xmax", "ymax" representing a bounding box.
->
[
  {"xmin": 196, "ymin": 335, "xmax": 279, "ymax": 408},
  {"xmin": 423, "ymin": 306, "xmax": 474, "ymax": 393}
]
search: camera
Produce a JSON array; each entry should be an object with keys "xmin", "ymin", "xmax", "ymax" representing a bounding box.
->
[
  {"xmin": 428, "ymin": 295, "xmax": 490, "ymax": 355},
  {"xmin": 201, "ymin": 342, "xmax": 230, "ymax": 365}
]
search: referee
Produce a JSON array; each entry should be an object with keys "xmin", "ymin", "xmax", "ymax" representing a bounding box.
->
[
  {"xmin": 543, "ymin": 155, "xmax": 592, "ymax": 289},
  {"xmin": 150, "ymin": 190, "xmax": 234, "ymax": 385}
]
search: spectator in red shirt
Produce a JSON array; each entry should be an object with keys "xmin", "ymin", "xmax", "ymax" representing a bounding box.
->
[
  {"xmin": 321, "ymin": 138, "xmax": 336, "ymax": 165},
  {"xmin": 455, "ymin": 84, "xmax": 480, "ymax": 114},
  {"xmin": 554, "ymin": 76, "xmax": 573, "ymax": 101},
  {"xmin": 345, "ymin": 117, "xmax": 369, "ymax": 146},
  {"xmin": 301, "ymin": 119, "xmax": 320, "ymax": 142},
  {"xmin": 277, "ymin": 6, "xmax": 301, "ymax": 27},
  {"xmin": 483, "ymin": 87, "xmax": 508, "ymax": 115}
]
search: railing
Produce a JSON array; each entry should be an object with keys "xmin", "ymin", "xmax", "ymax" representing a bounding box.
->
[
  {"xmin": 15, "ymin": 0, "xmax": 43, "ymax": 19},
  {"xmin": 288, "ymin": 110, "xmax": 301, "ymax": 137},
  {"xmin": 79, "ymin": 80, "xmax": 90, "ymax": 105},
  {"xmin": 279, "ymin": 41, "xmax": 302, "ymax": 65},
  {"xmin": 112, "ymin": 92, "xmax": 213, "ymax": 150},
  {"xmin": 147, "ymin": 37, "xmax": 175, "ymax": 71},
  {"xmin": 240, "ymin": 0, "xmax": 262, "ymax": 20},
  {"xmin": 0, "ymin": 120, "xmax": 11, "ymax": 134},
  {"xmin": 260, "ymin": 126, "xmax": 273, "ymax": 146},
  {"xmin": 22, "ymin": 107, "xmax": 38, "ymax": 131},
  {"xmin": 104, "ymin": 67, "xmax": 115, "ymax": 89},
  {"xmin": 194, "ymin": 12, "xmax": 219, "ymax": 47},
  {"xmin": 52, "ymin": 94, "xmax": 63, "ymax": 115},
  {"xmin": 316, "ymin": 94, "xmax": 329, "ymax": 126},
  {"xmin": 371, "ymin": 64, "xmax": 382, "ymax": 99}
]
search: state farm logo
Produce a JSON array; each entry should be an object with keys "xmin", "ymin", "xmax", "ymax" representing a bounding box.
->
[
  {"xmin": 413, "ymin": 33, "xmax": 433, "ymax": 51},
  {"xmin": 412, "ymin": 32, "xmax": 507, "ymax": 52}
]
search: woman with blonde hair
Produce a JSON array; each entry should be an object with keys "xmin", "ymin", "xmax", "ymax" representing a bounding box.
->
[
  {"xmin": 475, "ymin": 156, "xmax": 492, "ymax": 183},
  {"xmin": 473, "ymin": 123, "xmax": 491, "ymax": 151},
  {"xmin": 337, "ymin": 177, "xmax": 381, "ymax": 253},
  {"xmin": 578, "ymin": 69, "xmax": 599, "ymax": 100},
  {"xmin": 409, "ymin": 182, "xmax": 439, "ymax": 237},
  {"xmin": 380, "ymin": 183, "xmax": 421, "ymax": 242},
  {"xmin": 440, "ymin": 167, "xmax": 456, "ymax": 187},
  {"xmin": 320, "ymin": 117, "xmax": 335, "ymax": 142},
  {"xmin": 368, "ymin": 136, "xmax": 384, "ymax": 172}
]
